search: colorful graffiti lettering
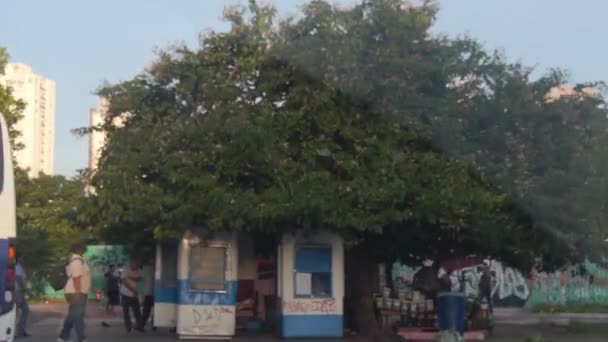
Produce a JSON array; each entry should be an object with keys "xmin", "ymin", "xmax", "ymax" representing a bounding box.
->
[
  {"xmin": 392, "ymin": 258, "xmax": 608, "ymax": 307},
  {"xmin": 392, "ymin": 259, "xmax": 530, "ymax": 306},
  {"xmin": 527, "ymin": 260, "xmax": 608, "ymax": 306},
  {"xmin": 283, "ymin": 298, "xmax": 337, "ymax": 313}
]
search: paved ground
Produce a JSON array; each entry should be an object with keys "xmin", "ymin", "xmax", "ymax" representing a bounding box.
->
[{"xmin": 20, "ymin": 303, "xmax": 608, "ymax": 341}]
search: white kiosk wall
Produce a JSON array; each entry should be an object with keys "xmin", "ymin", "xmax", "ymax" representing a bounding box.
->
[
  {"xmin": 278, "ymin": 232, "xmax": 344, "ymax": 338},
  {"xmin": 176, "ymin": 233, "xmax": 238, "ymax": 339}
]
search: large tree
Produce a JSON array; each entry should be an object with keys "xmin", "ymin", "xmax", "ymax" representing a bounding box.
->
[{"xmin": 84, "ymin": 0, "xmax": 589, "ymax": 335}]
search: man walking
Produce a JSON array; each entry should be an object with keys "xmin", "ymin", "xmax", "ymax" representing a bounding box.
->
[
  {"xmin": 58, "ymin": 244, "xmax": 91, "ymax": 342},
  {"xmin": 15, "ymin": 255, "xmax": 30, "ymax": 338},
  {"xmin": 121, "ymin": 259, "xmax": 144, "ymax": 333}
]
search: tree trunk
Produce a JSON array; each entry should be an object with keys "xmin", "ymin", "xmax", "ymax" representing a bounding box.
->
[{"xmin": 345, "ymin": 246, "xmax": 400, "ymax": 342}]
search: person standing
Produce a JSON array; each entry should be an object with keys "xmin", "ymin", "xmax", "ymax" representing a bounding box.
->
[
  {"xmin": 141, "ymin": 263, "xmax": 155, "ymax": 330},
  {"xmin": 58, "ymin": 244, "xmax": 91, "ymax": 342},
  {"xmin": 478, "ymin": 259, "xmax": 494, "ymax": 313},
  {"xmin": 15, "ymin": 255, "xmax": 30, "ymax": 338},
  {"xmin": 104, "ymin": 265, "xmax": 120, "ymax": 315},
  {"xmin": 121, "ymin": 259, "xmax": 144, "ymax": 333}
]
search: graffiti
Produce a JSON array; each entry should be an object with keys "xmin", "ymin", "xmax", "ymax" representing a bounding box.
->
[
  {"xmin": 190, "ymin": 306, "xmax": 234, "ymax": 333},
  {"xmin": 283, "ymin": 298, "xmax": 337, "ymax": 314},
  {"xmin": 44, "ymin": 245, "xmax": 130, "ymax": 299},
  {"xmin": 528, "ymin": 260, "xmax": 608, "ymax": 306},
  {"xmin": 392, "ymin": 258, "xmax": 608, "ymax": 307},
  {"xmin": 392, "ymin": 259, "xmax": 530, "ymax": 306},
  {"xmin": 447, "ymin": 262, "xmax": 529, "ymax": 302},
  {"xmin": 192, "ymin": 307, "xmax": 234, "ymax": 325}
]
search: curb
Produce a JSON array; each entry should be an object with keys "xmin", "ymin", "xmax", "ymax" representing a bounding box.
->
[{"xmin": 495, "ymin": 315, "xmax": 608, "ymax": 326}]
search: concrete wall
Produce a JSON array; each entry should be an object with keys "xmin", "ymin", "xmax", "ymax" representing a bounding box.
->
[{"xmin": 392, "ymin": 258, "xmax": 608, "ymax": 308}]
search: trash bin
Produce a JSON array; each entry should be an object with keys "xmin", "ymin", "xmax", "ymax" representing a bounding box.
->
[{"xmin": 437, "ymin": 292, "xmax": 466, "ymax": 333}]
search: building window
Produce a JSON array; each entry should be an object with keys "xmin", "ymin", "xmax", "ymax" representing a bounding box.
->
[
  {"xmin": 189, "ymin": 245, "xmax": 227, "ymax": 292},
  {"xmin": 294, "ymin": 246, "xmax": 332, "ymax": 298},
  {"xmin": 161, "ymin": 242, "xmax": 178, "ymax": 289}
]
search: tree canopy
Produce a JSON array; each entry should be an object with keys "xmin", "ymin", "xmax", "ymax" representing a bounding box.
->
[
  {"xmin": 82, "ymin": 0, "xmax": 587, "ymax": 271},
  {"xmin": 15, "ymin": 170, "xmax": 88, "ymax": 284}
]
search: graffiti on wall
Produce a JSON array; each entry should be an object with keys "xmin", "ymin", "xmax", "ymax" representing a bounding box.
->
[
  {"xmin": 392, "ymin": 258, "xmax": 530, "ymax": 306},
  {"xmin": 392, "ymin": 258, "xmax": 608, "ymax": 307},
  {"xmin": 528, "ymin": 260, "xmax": 608, "ymax": 306},
  {"xmin": 283, "ymin": 298, "xmax": 337, "ymax": 314},
  {"xmin": 44, "ymin": 245, "xmax": 130, "ymax": 299},
  {"xmin": 192, "ymin": 307, "xmax": 234, "ymax": 332}
]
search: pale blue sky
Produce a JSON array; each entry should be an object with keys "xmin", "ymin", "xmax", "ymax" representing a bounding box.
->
[{"xmin": 1, "ymin": 0, "xmax": 606, "ymax": 176}]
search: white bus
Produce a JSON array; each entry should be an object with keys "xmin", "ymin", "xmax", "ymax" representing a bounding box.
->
[{"xmin": 0, "ymin": 113, "xmax": 17, "ymax": 342}]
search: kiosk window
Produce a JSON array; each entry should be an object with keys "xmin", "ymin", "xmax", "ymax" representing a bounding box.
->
[
  {"xmin": 161, "ymin": 242, "xmax": 178, "ymax": 289},
  {"xmin": 294, "ymin": 246, "xmax": 332, "ymax": 298},
  {"xmin": 190, "ymin": 246, "xmax": 227, "ymax": 291}
]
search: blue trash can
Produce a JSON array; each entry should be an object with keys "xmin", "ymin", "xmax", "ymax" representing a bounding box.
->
[{"xmin": 437, "ymin": 292, "xmax": 466, "ymax": 333}]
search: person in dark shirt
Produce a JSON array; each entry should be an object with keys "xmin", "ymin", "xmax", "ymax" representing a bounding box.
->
[{"xmin": 104, "ymin": 265, "xmax": 120, "ymax": 315}]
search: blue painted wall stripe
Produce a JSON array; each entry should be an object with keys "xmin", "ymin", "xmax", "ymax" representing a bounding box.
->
[
  {"xmin": 178, "ymin": 280, "xmax": 237, "ymax": 306},
  {"xmin": 155, "ymin": 280, "xmax": 238, "ymax": 305},
  {"xmin": 281, "ymin": 314, "xmax": 343, "ymax": 338},
  {"xmin": 154, "ymin": 280, "xmax": 177, "ymax": 304}
]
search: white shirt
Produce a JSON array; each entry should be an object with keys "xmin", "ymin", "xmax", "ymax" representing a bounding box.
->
[
  {"xmin": 64, "ymin": 254, "xmax": 91, "ymax": 294},
  {"xmin": 120, "ymin": 268, "xmax": 140, "ymax": 297},
  {"xmin": 15, "ymin": 263, "xmax": 26, "ymax": 293}
]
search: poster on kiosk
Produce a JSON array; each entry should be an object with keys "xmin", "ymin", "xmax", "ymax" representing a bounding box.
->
[{"xmin": 176, "ymin": 231, "xmax": 238, "ymax": 339}]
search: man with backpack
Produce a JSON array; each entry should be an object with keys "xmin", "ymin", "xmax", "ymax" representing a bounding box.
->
[{"xmin": 57, "ymin": 244, "xmax": 91, "ymax": 342}]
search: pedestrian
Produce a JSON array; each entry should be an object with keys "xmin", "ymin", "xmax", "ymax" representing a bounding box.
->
[
  {"xmin": 104, "ymin": 265, "xmax": 120, "ymax": 315},
  {"xmin": 121, "ymin": 259, "xmax": 144, "ymax": 333},
  {"xmin": 479, "ymin": 259, "xmax": 494, "ymax": 313},
  {"xmin": 15, "ymin": 255, "xmax": 30, "ymax": 338},
  {"xmin": 141, "ymin": 262, "xmax": 155, "ymax": 330},
  {"xmin": 58, "ymin": 243, "xmax": 91, "ymax": 342}
]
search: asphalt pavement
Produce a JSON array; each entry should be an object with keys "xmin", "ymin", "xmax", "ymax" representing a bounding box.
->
[{"xmin": 21, "ymin": 303, "xmax": 608, "ymax": 342}]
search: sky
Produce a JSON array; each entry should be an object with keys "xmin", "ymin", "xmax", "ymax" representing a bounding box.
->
[{"xmin": 1, "ymin": 0, "xmax": 607, "ymax": 176}]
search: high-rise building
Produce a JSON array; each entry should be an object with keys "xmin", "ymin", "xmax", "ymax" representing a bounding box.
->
[
  {"xmin": 88, "ymin": 98, "xmax": 128, "ymax": 171},
  {"xmin": 88, "ymin": 98, "xmax": 109, "ymax": 172},
  {"xmin": 0, "ymin": 63, "xmax": 55, "ymax": 177}
]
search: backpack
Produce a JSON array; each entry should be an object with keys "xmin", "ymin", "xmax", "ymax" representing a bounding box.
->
[{"xmin": 48, "ymin": 256, "xmax": 83, "ymax": 292}]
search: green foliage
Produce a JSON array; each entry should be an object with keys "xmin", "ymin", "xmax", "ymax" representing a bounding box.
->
[
  {"xmin": 15, "ymin": 169, "xmax": 88, "ymax": 280},
  {"xmin": 84, "ymin": 0, "xmax": 583, "ymax": 271}
]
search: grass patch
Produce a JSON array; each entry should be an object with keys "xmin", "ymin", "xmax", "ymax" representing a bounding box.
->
[{"xmin": 530, "ymin": 303, "xmax": 608, "ymax": 313}]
